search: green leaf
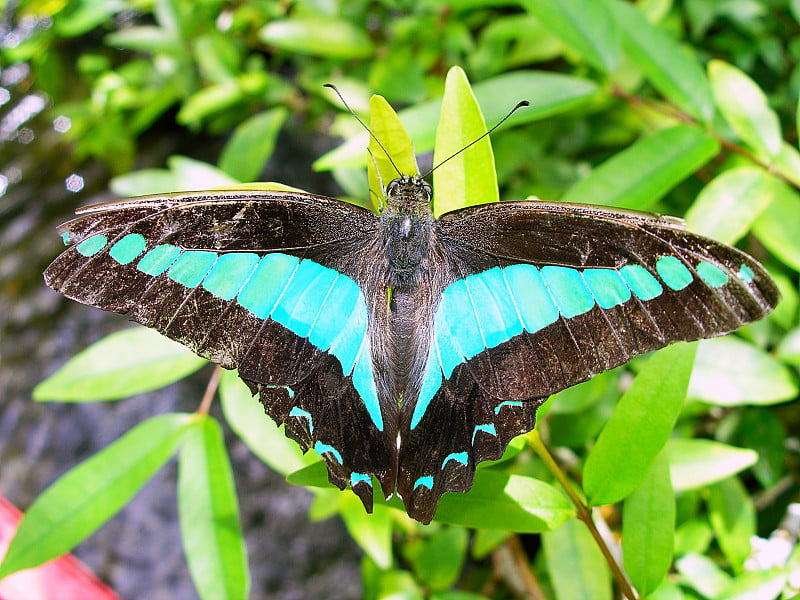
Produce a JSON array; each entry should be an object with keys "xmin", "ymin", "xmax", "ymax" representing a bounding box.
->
[
  {"xmin": 608, "ymin": 0, "xmax": 714, "ymax": 123},
  {"xmin": 339, "ymin": 495, "xmax": 393, "ymax": 570},
  {"xmin": 752, "ymin": 180, "xmax": 800, "ymax": 271},
  {"xmin": 560, "ymin": 125, "xmax": 718, "ymax": 210},
  {"xmin": 55, "ymin": 0, "xmax": 120, "ymax": 36},
  {"xmin": 708, "ymin": 60, "xmax": 782, "ymax": 157},
  {"xmin": 667, "ymin": 439, "xmax": 757, "ymax": 492},
  {"xmin": 218, "ymin": 371, "xmax": 313, "ymax": 476},
  {"xmin": 219, "ymin": 108, "xmax": 288, "ymax": 182},
  {"xmin": 622, "ymin": 450, "xmax": 675, "ymax": 597},
  {"xmin": 520, "ymin": 0, "xmax": 620, "ymax": 73},
  {"xmin": 675, "ymin": 553, "xmax": 732, "ymax": 599},
  {"xmin": 105, "ymin": 26, "xmax": 181, "ymax": 54},
  {"xmin": 315, "ymin": 71, "xmax": 597, "ymax": 171},
  {"xmin": 289, "ymin": 465, "xmax": 572, "ymax": 531},
  {"xmin": 706, "ymin": 477, "xmax": 755, "ymax": 573},
  {"xmin": 471, "ymin": 529, "xmax": 511, "ymax": 559},
  {"xmin": 432, "ymin": 471, "xmax": 572, "ymax": 531},
  {"xmin": 433, "ymin": 66, "xmax": 498, "ymax": 216},
  {"xmin": 367, "ymin": 94, "xmax": 417, "ymax": 212},
  {"xmin": 777, "ymin": 326, "xmax": 800, "ymax": 367},
  {"xmin": 403, "ymin": 527, "xmax": 468, "ymax": 591},
  {"xmin": 179, "ymin": 416, "xmax": 249, "ymax": 600},
  {"xmin": 685, "ymin": 166, "xmax": 776, "ymax": 243},
  {"xmin": 688, "ymin": 338, "xmax": 797, "ymax": 406},
  {"xmin": 584, "ymin": 343, "xmax": 697, "ymax": 505},
  {"xmin": 259, "ymin": 18, "xmax": 373, "ymax": 59},
  {"xmin": 193, "ymin": 33, "xmax": 241, "ymax": 84},
  {"xmin": 170, "ymin": 156, "xmax": 239, "ymax": 190},
  {"xmin": 34, "ymin": 327, "xmax": 207, "ymax": 402},
  {"xmin": 543, "ymin": 518, "xmax": 612, "ymax": 600},
  {"xmin": 0, "ymin": 414, "xmax": 192, "ymax": 579},
  {"xmin": 178, "ymin": 82, "xmax": 246, "ymax": 127},
  {"xmin": 110, "ymin": 168, "xmax": 179, "ymax": 196},
  {"xmin": 674, "ymin": 519, "xmax": 713, "ymax": 556}
]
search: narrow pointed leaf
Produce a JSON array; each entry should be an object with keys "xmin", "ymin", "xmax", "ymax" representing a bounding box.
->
[
  {"xmin": 752, "ymin": 180, "xmax": 800, "ymax": 271},
  {"xmin": 688, "ymin": 337, "xmax": 797, "ymax": 406},
  {"xmin": 219, "ymin": 108, "xmax": 288, "ymax": 182},
  {"xmin": 368, "ymin": 95, "xmax": 417, "ymax": 212},
  {"xmin": 543, "ymin": 518, "xmax": 612, "ymax": 600},
  {"xmin": 584, "ymin": 343, "xmax": 697, "ymax": 505},
  {"xmin": 432, "ymin": 471, "xmax": 572, "ymax": 531},
  {"xmin": 34, "ymin": 327, "xmax": 207, "ymax": 402},
  {"xmin": 709, "ymin": 60, "xmax": 782, "ymax": 157},
  {"xmin": 0, "ymin": 414, "xmax": 192, "ymax": 579},
  {"xmin": 561, "ymin": 125, "xmax": 718, "ymax": 210},
  {"xmin": 433, "ymin": 66, "xmax": 497, "ymax": 216},
  {"xmin": 178, "ymin": 416, "xmax": 249, "ymax": 600},
  {"xmin": 623, "ymin": 450, "xmax": 675, "ymax": 596},
  {"xmin": 685, "ymin": 166, "xmax": 776, "ymax": 244},
  {"xmin": 667, "ymin": 439, "xmax": 757, "ymax": 491},
  {"xmin": 339, "ymin": 496, "xmax": 393, "ymax": 570},
  {"xmin": 609, "ymin": 0, "xmax": 714, "ymax": 123},
  {"xmin": 259, "ymin": 18, "xmax": 373, "ymax": 59},
  {"xmin": 520, "ymin": 0, "xmax": 620, "ymax": 73},
  {"xmin": 707, "ymin": 477, "xmax": 755, "ymax": 573}
]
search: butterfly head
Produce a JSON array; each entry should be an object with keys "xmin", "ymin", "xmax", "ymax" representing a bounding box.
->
[{"xmin": 386, "ymin": 175, "xmax": 432, "ymax": 210}]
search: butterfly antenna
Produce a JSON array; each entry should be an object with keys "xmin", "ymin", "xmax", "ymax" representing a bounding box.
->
[
  {"xmin": 421, "ymin": 100, "xmax": 529, "ymax": 178},
  {"xmin": 324, "ymin": 83, "xmax": 404, "ymax": 178},
  {"xmin": 367, "ymin": 147, "xmax": 387, "ymax": 211}
]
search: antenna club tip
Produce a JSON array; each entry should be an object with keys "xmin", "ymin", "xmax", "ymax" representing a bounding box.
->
[{"xmin": 517, "ymin": 100, "xmax": 530, "ymax": 109}]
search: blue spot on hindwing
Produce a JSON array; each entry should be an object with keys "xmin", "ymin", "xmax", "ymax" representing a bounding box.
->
[
  {"xmin": 289, "ymin": 406, "xmax": 313, "ymax": 434},
  {"xmin": 441, "ymin": 452, "xmax": 468, "ymax": 469},
  {"xmin": 350, "ymin": 472, "xmax": 372, "ymax": 487},
  {"xmin": 350, "ymin": 343, "xmax": 384, "ymax": 431},
  {"xmin": 494, "ymin": 400, "xmax": 523, "ymax": 414},
  {"xmin": 314, "ymin": 441, "xmax": 342, "ymax": 464},
  {"xmin": 472, "ymin": 423, "xmax": 497, "ymax": 444},
  {"xmin": 414, "ymin": 475, "xmax": 434, "ymax": 490}
]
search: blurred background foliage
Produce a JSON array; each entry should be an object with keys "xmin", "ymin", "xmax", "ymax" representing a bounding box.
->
[{"xmin": 1, "ymin": 0, "xmax": 800, "ymax": 599}]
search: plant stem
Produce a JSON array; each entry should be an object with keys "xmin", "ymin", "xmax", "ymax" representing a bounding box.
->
[
  {"xmin": 197, "ymin": 365, "xmax": 222, "ymax": 415},
  {"xmin": 611, "ymin": 85, "xmax": 799, "ymax": 191},
  {"xmin": 528, "ymin": 431, "xmax": 639, "ymax": 600}
]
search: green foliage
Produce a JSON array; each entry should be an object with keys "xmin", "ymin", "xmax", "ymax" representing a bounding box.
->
[{"xmin": 5, "ymin": 0, "xmax": 800, "ymax": 598}]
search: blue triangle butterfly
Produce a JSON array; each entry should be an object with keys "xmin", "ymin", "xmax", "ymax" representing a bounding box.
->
[{"xmin": 44, "ymin": 91, "xmax": 778, "ymax": 524}]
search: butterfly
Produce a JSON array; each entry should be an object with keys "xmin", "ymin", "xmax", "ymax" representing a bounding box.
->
[{"xmin": 43, "ymin": 106, "xmax": 779, "ymax": 525}]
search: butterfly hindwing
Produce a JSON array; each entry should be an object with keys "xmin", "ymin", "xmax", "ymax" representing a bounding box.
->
[{"xmin": 44, "ymin": 191, "xmax": 396, "ymax": 511}]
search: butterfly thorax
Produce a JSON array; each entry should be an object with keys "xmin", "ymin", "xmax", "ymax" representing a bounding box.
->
[
  {"xmin": 380, "ymin": 175, "xmax": 435, "ymax": 291},
  {"xmin": 373, "ymin": 175, "xmax": 439, "ymax": 412}
]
